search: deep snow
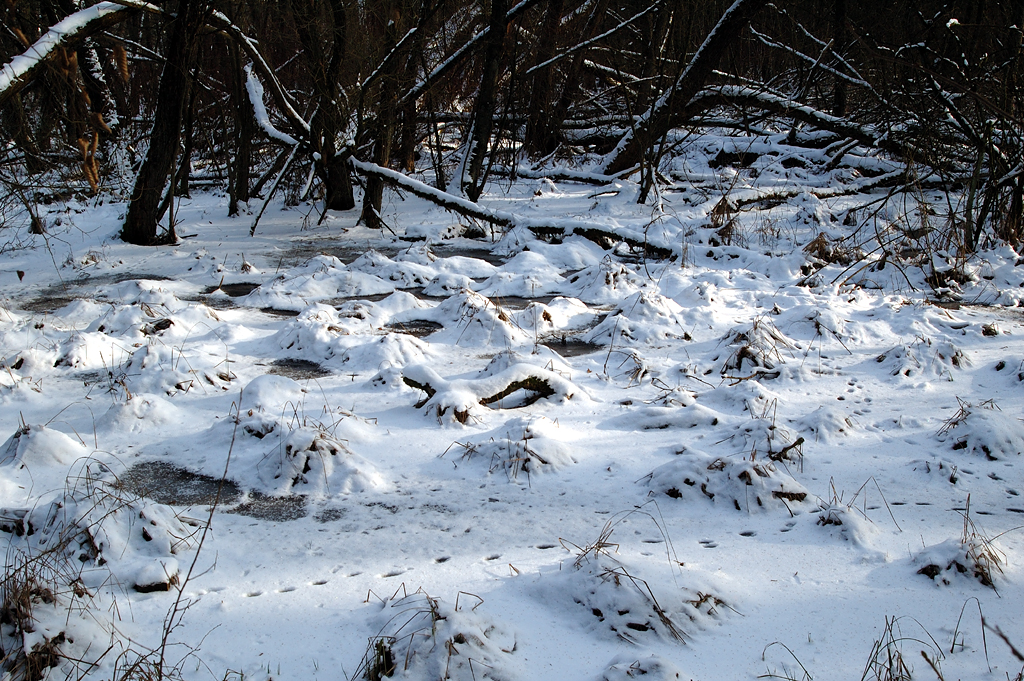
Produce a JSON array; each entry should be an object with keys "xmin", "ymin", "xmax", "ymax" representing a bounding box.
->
[{"xmin": 2, "ymin": 140, "xmax": 1024, "ymax": 681}]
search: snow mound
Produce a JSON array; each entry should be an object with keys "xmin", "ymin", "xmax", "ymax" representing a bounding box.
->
[
  {"xmin": 360, "ymin": 589, "xmax": 515, "ymax": 681},
  {"xmin": 1, "ymin": 424, "xmax": 89, "ymax": 468},
  {"xmin": 348, "ymin": 249, "xmax": 437, "ymax": 287},
  {"xmin": 121, "ymin": 344, "xmax": 204, "ymax": 395},
  {"xmin": 609, "ymin": 403, "xmax": 718, "ymax": 430},
  {"xmin": 914, "ymin": 534, "xmax": 1005, "ymax": 588},
  {"xmin": 248, "ymin": 255, "xmax": 394, "ymax": 310},
  {"xmin": 816, "ymin": 499, "xmax": 880, "ymax": 549},
  {"xmin": 565, "ymin": 258, "xmax": 646, "ymax": 305},
  {"xmin": 648, "ymin": 448, "xmax": 809, "ymax": 512},
  {"xmin": 476, "ymin": 250, "xmax": 564, "ymax": 298},
  {"xmin": 340, "ymin": 333, "xmax": 433, "ymax": 372},
  {"xmin": 271, "ymin": 304, "xmax": 355, "ymax": 361},
  {"xmin": 875, "ymin": 338, "xmax": 970, "ymax": 379},
  {"xmin": 939, "ymin": 404, "xmax": 1024, "ymax": 459},
  {"xmin": 428, "ymin": 291, "xmax": 530, "ymax": 346},
  {"xmin": 221, "ymin": 413, "xmax": 387, "ymax": 497},
  {"xmin": 553, "ymin": 554, "xmax": 729, "ymax": 644},
  {"xmin": 586, "ymin": 292, "xmax": 688, "ymax": 346},
  {"xmin": 479, "ymin": 348, "xmax": 572, "ymax": 377},
  {"xmin": 97, "ymin": 394, "xmax": 185, "ymax": 434},
  {"xmin": 3, "ymin": 461, "xmax": 197, "ymax": 592},
  {"xmin": 792, "ymin": 406, "xmax": 856, "ymax": 444},
  {"xmin": 444, "ymin": 416, "xmax": 575, "ymax": 481},
  {"xmin": 708, "ymin": 317, "xmax": 796, "ymax": 378},
  {"xmin": 0, "ymin": 462, "xmax": 196, "ymax": 680},
  {"xmin": 238, "ymin": 374, "xmax": 307, "ymax": 414},
  {"xmin": 423, "ymin": 272, "xmax": 475, "ymax": 296}
]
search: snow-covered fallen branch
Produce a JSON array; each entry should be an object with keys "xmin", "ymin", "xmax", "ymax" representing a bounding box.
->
[
  {"xmin": 349, "ymin": 158, "xmax": 674, "ymax": 258},
  {"xmin": 398, "ymin": 363, "xmax": 580, "ymax": 424}
]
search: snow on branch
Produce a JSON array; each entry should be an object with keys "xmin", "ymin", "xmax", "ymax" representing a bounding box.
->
[
  {"xmin": 349, "ymin": 158, "xmax": 516, "ymax": 227},
  {"xmin": 0, "ymin": 1, "xmax": 157, "ymax": 108},
  {"xmin": 349, "ymin": 158, "xmax": 673, "ymax": 257},
  {"xmin": 245, "ymin": 65, "xmax": 300, "ymax": 146}
]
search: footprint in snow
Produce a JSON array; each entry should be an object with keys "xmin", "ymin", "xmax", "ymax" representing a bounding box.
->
[
  {"xmin": 276, "ymin": 586, "xmax": 296, "ymax": 593},
  {"xmin": 699, "ymin": 540, "xmax": 717, "ymax": 549},
  {"xmin": 245, "ymin": 591, "xmax": 263, "ymax": 598}
]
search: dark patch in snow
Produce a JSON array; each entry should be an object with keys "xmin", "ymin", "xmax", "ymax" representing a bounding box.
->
[
  {"xmin": 120, "ymin": 461, "xmax": 242, "ymax": 507},
  {"xmin": 267, "ymin": 358, "xmax": 331, "ymax": 380}
]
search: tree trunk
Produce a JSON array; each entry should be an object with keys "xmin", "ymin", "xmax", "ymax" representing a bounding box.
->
[
  {"xmin": 361, "ymin": 2, "xmax": 407, "ymax": 228},
  {"xmin": 832, "ymin": 0, "xmax": 848, "ymax": 117},
  {"xmin": 121, "ymin": 0, "xmax": 208, "ymax": 245},
  {"xmin": 463, "ymin": 0, "xmax": 509, "ymax": 202},
  {"xmin": 2, "ymin": 95, "xmax": 46, "ymax": 173},
  {"xmin": 541, "ymin": 0, "xmax": 611, "ymax": 159},
  {"xmin": 601, "ymin": 0, "xmax": 767, "ymax": 175},
  {"xmin": 229, "ymin": 41, "xmax": 254, "ymax": 216},
  {"xmin": 523, "ymin": 0, "xmax": 564, "ymax": 159},
  {"xmin": 176, "ymin": 80, "xmax": 196, "ymax": 198}
]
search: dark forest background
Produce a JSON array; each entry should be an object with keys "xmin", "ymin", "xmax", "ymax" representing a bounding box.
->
[{"xmin": 1, "ymin": 0, "xmax": 1021, "ymax": 252}]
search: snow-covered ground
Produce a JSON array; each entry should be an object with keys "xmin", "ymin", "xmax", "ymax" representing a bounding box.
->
[{"xmin": 3, "ymin": 139, "xmax": 1024, "ymax": 681}]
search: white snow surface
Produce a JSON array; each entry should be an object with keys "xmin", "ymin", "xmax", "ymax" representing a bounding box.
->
[{"xmin": 3, "ymin": 143, "xmax": 1024, "ymax": 681}]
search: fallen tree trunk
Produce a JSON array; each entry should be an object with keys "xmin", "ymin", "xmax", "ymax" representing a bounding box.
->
[
  {"xmin": 349, "ymin": 157, "xmax": 515, "ymax": 227},
  {"xmin": 350, "ymin": 157, "xmax": 676, "ymax": 258}
]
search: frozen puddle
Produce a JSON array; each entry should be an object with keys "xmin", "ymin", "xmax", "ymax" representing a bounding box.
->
[
  {"xmin": 203, "ymin": 282, "xmax": 261, "ymax": 297},
  {"xmin": 266, "ymin": 358, "xmax": 331, "ymax": 380},
  {"xmin": 382, "ymin": 319, "xmax": 444, "ymax": 337},
  {"xmin": 540, "ymin": 337, "xmax": 601, "ymax": 357},
  {"xmin": 226, "ymin": 492, "xmax": 308, "ymax": 521},
  {"xmin": 119, "ymin": 461, "xmax": 242, "ymax": 506}
]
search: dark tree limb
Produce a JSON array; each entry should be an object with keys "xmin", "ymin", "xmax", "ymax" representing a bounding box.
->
[
  {"xmin": 600, "ymin": 0, "xmax": 768, "ymax": 175},
  {"xmin": 0, "ymin": 1, "xmax": 149, "ymax": 109}
]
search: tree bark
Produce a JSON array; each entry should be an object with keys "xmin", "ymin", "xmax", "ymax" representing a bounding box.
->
[
  {"xmin": 601, "ymin": 0, "xmax": 768, "ymax": 175},
  {"xmin": 229, "ymin": 41, "xmax": 253, "ymax": 215},
  {"xmin": 523, "ymin": 0, "xmax": 564, "ymax": 159},
  {"xmin": 121, "ymin": 0, "xmax": 208, "ymax": 245},
  {"xmin": 832, "ymin": 0, "xmax": 847, "ymax": 117},
  {"xmin": 463, "ymin": 0, "xmax": 508, "ymax": 202}
]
